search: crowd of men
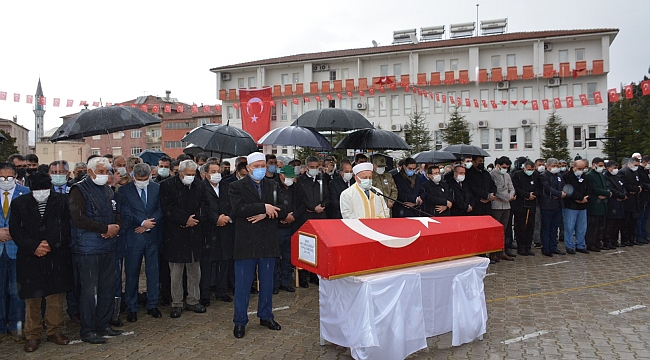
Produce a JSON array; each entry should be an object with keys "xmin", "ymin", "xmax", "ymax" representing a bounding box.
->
[{"xmin": 1, "ymin": 149, "xmax": 649, "ymax": 352}]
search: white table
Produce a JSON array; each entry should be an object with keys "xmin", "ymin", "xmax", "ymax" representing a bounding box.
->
[{"xmin": 319, "ymin": 257, "xmax": 490, "ymax": 360}]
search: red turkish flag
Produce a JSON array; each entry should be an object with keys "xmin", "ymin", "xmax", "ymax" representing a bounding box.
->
[
  {"xmin": 473, "ymin": 99, "xmax": 479, "ymax": 108},
  {"xmin": 292, "ymin": 98, "xmax": 299, "ymax": 105},
  {"xmin": 325, "ymin": 95, "xmax": 332, "ymax": 101},
  {"xmin": 106, "ymin": 102, "xmax": 112, "ymax": 107},
  {"xmin": 531, "ymin": 100, "xmax": 539, "ymax": 110},
  {"xmin": 368, "ymin": 89, "xmax": 375, "ymax": 95},
  {"xmin": 520, "ymin": 100, "xmax": 528, "ymax": 105},
  {"xmin": 66, "ymin": 99, "xmax": 73, "ymax": 107},
  {"xmin": 374, "ymin": 76, "xmax": 394, "ymax": 85},
  {"xmin": 553, "ymin": 98, "xmax": 562, "ymax": 109},
  {"xmin": 404, "ymin": 86, "xmax": 410, "ymax": 93},
  {"xmin": 176, "ymin": 104, "xmax": 184, "ymax": 112},
  {"xmin": 0, "ymin": 92, "xmax": 6, "ymax": 101},
  {"xmin": 215, "ymin": 105, "xmax": 222, "ymax": 111},
  {"xmin": 579, "ymin": 94, "xmax": 588, "ymax": 106},
  {"xmin": 608, "ymin": 89, "xmax": 619, "ymax": 102},
  {"xmin": 164, "ymin": 104, "xmax": 171, "ymax": 113},
  {"xmin": 482, "ymin": 100, "xmax": 488, "ymax": 108},
  {"xmin": 624, "ymin": 84, "xmax": 633, "ymax": 99},
  {"xmin": 203, "ymin": 105, "xmax": 210, "ymax": 113},
  {"xmin": 53, "ymin": 98, "xmax": 60, "ymax": 107},
  {"xmin": 130, "ymin": 104, "xmax": 137, "ymax": 108},
  {"xmin": 417, "ymin": 89, "xmax": 422, "ymax": 96},
  {"xmin": 233, "ymin": 103, "xmax": 239, "ymax": 110},
  {"xmin": 39, "ymin": 96, "xmax": 46, "ymax": 105},
  {"xmin": 380, "ymin": 86, "xmax": 386, "ymax": 93},
  {"xmin": 490, "ymin": 100, "xmax": 497, "ymax": 109},
  {"xmin": 79, "ymin": 100, "xmax": 87, "ymax": 106},
  {"xmin": 511, "ymin": 100, "xmax": 518, "ymax": 106},
  {"xmin": 336, "ymin": 93, "xmax": 343, "ymax": 100},
  {"xmin": 26, "ymin": 95, "xmax": 33, "ymax": 104},
  {"xmin": 542, "ymin": 99, "xmax": 550, "ymax": 110},
  {"xmin": 281, "ymin": 99, "xmax": 288, "ymax": 106},
  {"xmin": 500, "ymin": 100, "xmax": 507, "ymax": 105},
  {"xmin": 191, "ymin": 105, "xmax": 198, "ymax": 113},
  {"xmin": 347, "ymin": 91, "xmax": 353, "ymax": 97},
  {"xmin": 566, "ymin": 96, "xmax": 574, "ymax": 108},
  {"xmin": 389, "ymin": 84, "xmax": 396, "ymax": 91},
  {"xmin": 13, "ymin": 94, "xmax": 20, "ymax": 102},
  {"xmin": 359, "ymin": 90, "xmax": 365, "ymax": 97},
  {"xmin": 594, "ymin": 91, "xmax": 603, "ymax": 104},
  {"xmin": 92, "ymin": 101, "xmax": 100, "ymax": 107},
  {"xmin": 465, "ymin": 98, "xmax": 471, "ymax": 107},
  {"xmin": 429, "ymin": 92, "xmax": 434, "ymax": 99},
  {"xmin": 442, "ymin": 95, "xmax": 446, "ymax": 103},
  {"xmin": 436, "ymin": 93, "xmax": 440, "ymax": 101},
  {"xmin": 412, "ymin": 87, "xmax": 417, "ymax": 94},
  {"xmin": 303, "ymin": 97, "xmax": 310, "ymax": 103},
  {"xmin": 315, "ymin": 95, "xmax": 321, "ymax": 102},
  {"xmin": 152, "ymin": 104, "xmax": 160, "ymax": 113},
  {"xmin": 450, "ymin": 96, "xmax": 455, "ymax": 104},
  {"xmin": 457, "ymin": 97, "xmax": 461, "ymax": 106},
  {"xmin": 269, "ymin": 100, "xmax": 275, "ymax": 107},
  {"xmin": 642, "ymin": 80, "xmax": 650, "ymax": 96},
  {"xmin": 239, "ymin": 88, "xmax": 272, "ymax": 142}
]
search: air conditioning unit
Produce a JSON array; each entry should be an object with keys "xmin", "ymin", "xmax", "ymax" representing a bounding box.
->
[
  {"xmin": 543, "ymin": 43, "xmax": 552, "ymax": 51},
  {"xmin": 391, "ymin": 124, "xmax": 402, "ymax": 132},
  {"xmin": 521, "ymin": 119, "xmax": 531, "ymax": 127},
  {"xmin": 496, "ymin": 81, "xmax": 509, "ymax": 90},
  {"xmin": 357, "ymin": 102, "xmax": 367, "ymax": 110},
  {"xmin": 312, "ymin": 65, "xmax": 319, "ymax": 72},
  {"xmin": 320, "ymin": 64, "xmax": 330, "ymax": 71},
  {"xmin": 547, "ymin": 78, "xmax": 561, "ymax": 87},
  {"xmin": 478, "ymin": 120, "xmax": 488, "ymax": 128},
  {"xmin": 221, "ymin": 72, "xmax": 231, "ymax": 81},
  {"xmin": 438, "ymin": 122, "xmax": 448, "ymax": 129}
]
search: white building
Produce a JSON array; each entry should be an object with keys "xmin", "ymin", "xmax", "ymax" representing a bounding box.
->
[{"xmin": 210, "ymin": 27, "xmax": 618, "ymax": 162}]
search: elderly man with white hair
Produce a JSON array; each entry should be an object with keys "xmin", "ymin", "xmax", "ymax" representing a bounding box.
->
[
  {"xmin": 340, "ymin": 162, "xmax": 389, "ymax": 219},
  {"xmin": 69, "ymin": 156, "xmax": 123, "ymax": 344}
]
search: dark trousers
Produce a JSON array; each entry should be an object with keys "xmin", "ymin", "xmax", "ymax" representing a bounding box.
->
[
  {"xmin": 66, "ymin": 254, "xmax": 81, "ymax": 318},
  {"xmin": 274, "ymin": 228, "xmax": 293, "ymax": 290},
  {"xmin": 115, "ymin": 257, "xmax": 124, "ymax": 298},
  {"xmin": 605, "ymin": 218, "xmax": 622, "ymax": 246},
  {"xmin": 199, "ymin": 261, "xmax": 215, "ymax": 300},
  {"xmin": 233, "ymin": 258, "xmax": 275, "ymax": 327},
  {"xmin": 586, "ymin": 216, "xmax": 606, "ymax": 249},
  {"xmin": 0, "ymin": 250, "xmax": 24, "ymax": 334},
  {"xmin": 540, "ymin": 209, "xmax": 562, "ymax": 253},
  {"xmin": 214, "ymin": 260, "xmax": 229, "ymax": 298},
  {"xmin": 505, "ymin": 212, "xmax": 514, "ymax": 248},
  {"xmin": 125, "ymin": 242, "xmax": 160, "ymax": 312},
  {"xmin": 637, "ymin": 202, "xmax": 650, "ymax": 240},
  {"xmin": 159, "ymin": 244, "xmax": 171, "ymax": 301},
  {"xmin": 75, "ymin": 252, "xmax": 115, "ymax": 337},
  {"xmin": 621, "ymin": 211, "xmax": 638, "ymax": 245},
  {"xmin": 514, "ymin": 210, "xmax": 536, "ymax": 253}
]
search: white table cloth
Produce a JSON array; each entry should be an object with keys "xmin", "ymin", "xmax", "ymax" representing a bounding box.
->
[{"xmin": 319, "ymin": 257, "xmax": 489, "ymax": 360}]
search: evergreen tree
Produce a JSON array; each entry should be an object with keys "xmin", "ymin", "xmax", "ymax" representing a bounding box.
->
[
  {"xmin": 605, "ymin": 77, "xmax": 650, "ymax": 162},
  {"xmin": 0, "ymin": 130, "xmax": 19, "ymax": 162},
  {"xmin": 440, "ymin": 105, "xmax": 471, "ymax": 145},
  {"xmin": 403, "ymin": 103, "xmax": 432, "ymax": 156},
  {"xmin": 540, "ymin": 112, "xmax": 570, "ymax": 161}
]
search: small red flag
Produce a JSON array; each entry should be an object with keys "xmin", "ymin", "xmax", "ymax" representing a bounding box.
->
[
  {"xmin": 191, "ymin": 105, "xmax": 198, "ymax": 113},
  {"xmin": 374, "ymin": 77, "xmax": 394, "ymax": 85},
  {"xmin": 594, "ymin": 91, "xmax": 603, "ymax": 104},
  {"xmin": 269, "ymin": 101, "xmax": 276, "ymax": 107},
  {"xmin": 457, "ymin": 97, "xmax": 461, "ymax": 106},
  {"xmin": 566, "ymin": 97, "xmax": 574, "ymax": 108},
  {"xmin": 39, "ymin": 96, "xmax": 46, "ymax": 105},
  {"xmin": 472, "ymin": 99, "xmax": 479, "ymax": 108},
  {"xmin": 106, "ymin": 102, "xmax": 112, "ymax": 107},
  {"xmin": 417, "ymin": 89, "xmax": 422, "ymax": 96},
  {"xmin": 92, "ymin": 101, "xmax": 99, "ymax": 107},
  {"xmin": 389, "ymin": 84, "xmax": 396, "ymax": 91},
  {"xmin": 26, "ymin": 95, "xmax": 33, "ymax": 104},
  {"xmin": 436, "ymin": 93, "xmax": 440, "ymax": 102},
  {"xmin": 404, "ymin": 86, "xmax": 410, "ymax": 93},
  {"xmin": 608, "ymin": 89, "xmax": 620, "ymax": 102},
  {"xmin": 380, "ymin": 86, "xmax": 385, "ymax": 93},
  {"xmin": 315, "ymin": 95, "xmax": 321, "ymax": 102},
  {"xmin": 281, "ymin": 99, "xmax": 288, "ymax": 106},
  {"xmin": 368, "ymin": 89, "xmax": 374, "ymax": 95},
  {"xmin": 500, "ymin": 100, "xmax": 507, "ymax": 106},
  {"xmin": 481, "ymin": 100, "xmax": 488, "ymax": 108},
  {"xmin": 292, "ymin": 98, "xmax": 299, "ymax": 105},
  {"xmin": 177, "ymin": 104, "xmax": 184, "ymax": 112},
  {"xmin": 542, "ymin": 99, "xmax": 550, "ymax": 110},
  {"xmin": 53, "ymin": 98, "xmax": 60, "ymax": 107},
  {"xmin": 579, "ymin": 94, "xmax": 588, "ymax": 106},
  {"xmin": 79, "ymin": 100, "xmax": 87, "ymax": 106},
  {"xmin": 152, "ymin": 104, "xmax": 160, "ymax": 113},
  {"xmin": 13, "ymin": 94, "xmax": 20, "ymax": 102},
  {"xmin": 442, "ymin": 95, "xmax": 447, "ymax": 103},
  {"xmin": 465, "ymin": 98, "xmax": 471, "ymax": 107},
  {"xmin": 642, "ymin": 80, "xmax": 650, "ymax": 96},
  {"xmin": 553, "ymin": 98, "xmax": 562, "ymax": 109},
  {"xmin": 412, "ymin": 87, "xmax": 417, "ymax": 94},
  {"xmin": 520, "ymin": 100, "xmax": 528, "ymax": 105},
  {"xmin": 624, "ymin": 84, "xmax": 634, "ymax": 99},
  {"xmin": 490, "ymin": 100, "xmax": 497, "ymax": 109},
  {"xmin": 232, "ymin": 103, "xmax": 239, "ymax": 110},
  {"xmin": 0, "ymin": 92, "xmax": 6, "ymax": 101},
  {"xmin": 531, "ymin": 100, "xmax": 539, "ymax": 110},
  {"xmin": 66, "ymin": 99, "xmax": 73, "ymax": 107},
  {"xmin": 303, "ymin": 97, "xmax": 310, "ymax": 103},
  {"xmin": 359, "ymin": 90, "xmax": 365, "ymax": 97},
  {"xmin": 450, "ymin": 96, "xmax": 455, "ymax": 104},
  {"xmin": 347, "ymin": 91, "xmax": 353, "ymax": 97},
  {"xmin": 130, "ymin": 104, "xmax": 137, "ymax": 108},
  {"xmin": 510, "ymin": 100, "xmax": 518, "ymax": 106},
  {"xmin": 326, "ymin": 94, "xmax": 332, "ymax": 101},
  {"xmin": 164, "ymin": 104, "xmax": 171, "ymax": 113},
  {"xmin": 336, "ymin": 93, "xmax": 343, "ymax": 100},
  {"xmin": 203, "ymin": 105, "xmax": 210, "ymax": 113}
]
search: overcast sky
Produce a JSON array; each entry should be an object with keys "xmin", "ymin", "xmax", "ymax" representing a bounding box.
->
[{"xmin": 1, "ymin": 0, "xmax": 648, "ymax": 143}]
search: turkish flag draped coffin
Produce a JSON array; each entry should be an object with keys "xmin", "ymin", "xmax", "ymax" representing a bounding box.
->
[
  {"xmin": 239, "ymin": 87, "xmax": 272, "ymax": 141},
  {"xmin": 292, "ymin": 216, "xmax": 503, "ymax": 279}
]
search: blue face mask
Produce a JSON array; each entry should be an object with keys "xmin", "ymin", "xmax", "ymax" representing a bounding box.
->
[
  {"xmin": 405, "ymin": 169, "xmax": 415, "ymax": 177},
  {"xmin": 267, "ymin": 165, "xmax": 277, "ymax": 174},
  {"xmin": 251, "ymin": 168, "xmax": 266, "ymax": 181}
]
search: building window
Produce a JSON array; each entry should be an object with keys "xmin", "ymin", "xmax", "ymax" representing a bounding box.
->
[
  {"xmin": 351, "ymin": 97, "xmax": 359, "ymax": 111},
  {"xmin": 303, "ymin": 100, "xmax": 309, "ymax": 114},
  {"xmin": 281, "ymin": 104, "xmax": 287, "ymax": 121},
  {"xmin": 43, "ymin": 147, "xmax": 48, "ymax": 154},
  {"xmin": 576, "ymin": 48, "xmax": 585, "ymax": 61},
  {"xmin": 404, "ymin": 94, "xmax": 411, "ymax": 115},
  {"xmin": 434, "ymin": 92, "xmax": 443, "ymax": 114},
  {"xmin": 164, "ymin": 121, "xmax": 195, "ymax": 129},
  {"xmin": 434, "ymin": 131, "xmax": 443, "ymax": 150},
  {"xmin": 480, "ymin": 89, "xmax": 489, "ymax": 112},
  {"xmin": 450, "ymin": 59, "xmax": 458, "ymax": 71},
  {"xmin": 238, "ymin": 78, "xmax": 245, "ymax": 88},
  {"xmin": 491, "ymin": 55, "xmax": 500, "ymax": 68},
  {"xmin": 329, "ymin": 70, "xmax": 337, "ymax": 81},
  {"xmin": 281, "ymin": 74, "xmax": 289, "ymax": 85},
  {"xmin": 480, "ymin": 129, "xmax": 489, "ymax": 150},
  {"xmin": 112, "ymin": 147, "xmax": 122, "ymax": 156},
  {"xmin": 494, "ymin": 129, "xmax": 503, "ymax": 150},
  {"xmin": 113, "ymin": 132, "xmax": 123, "ymax": 140},
  {"xmin": 292, "ymin": 73, "xmax": 300, "ymax": 83},
  {"xmin": 523, "ymin": 86, "xmax": 533, "ymax": 110},
  {"xmin": 587, "ymin": 82, "xmax": 597, "ymax": 104},
  {"xmin": 292, "ymin": 102, "xmax": 299, "ymax": 120},
  {"xmin": 506, "ymin": 54, "xmax": 516, "ymax": 67},
  {"xmin": 131, "ymin": 147, "xmax": 142, "ymax": 155},
  {"xmin": 436, "ymin": 60, "xmax": 444, "ymax": 73},
  {"xmin": 379, "ymin": 96, "xmax": 387, "ymax": 116},
  {"xmin": 380, "ymin": 65, "xmax": 388, "ymax": 76},
  {"xmin": 494, "ymin": 89, "xmax": 503, "ymax": 110},
  {"xmin": 316, "ymin": 100, "xmax": 324, "ymax": 110},
  {"xmin": 573, "ymin": 126, "xmax": 583, "ymax": 148},
  {"xmin": 559, "ymin": 50, "xmax": 569, "ymax": 63},
  {"xmin": 164, "ymin": 141, "xmax": 188, "ymax": 148},
  {"xmin": 447, "ymin": 91, "xmax": 456, "ymax": 111},
  {"xmin": 544, "ymin": 86, "xmax": 554, "ymax": 101},
  {"xmin": 227, "ymin": 106, "xmax": 234, "ymax": 120},
  {"xmin": 150, "ymin": 145, "xmax": 161, "ymax": 151},
  {"xmin": 422, "ymin": 98, "xmax": 430, "ymax": 113},
  {"xmin": 524, "ymin": 127, "xmax": 533, "ymax": 149},
  {"xmin": 92, "ymin": 135, "xmax": 101, "ymax": 140},
  {"xmin": 508, "ymin": 88, "xmax": 518, "ymax": 109},
  {"xmin": 341, "ymin": 69, "xmax": 349, "ymax": 80},
  {"xmin": 509, "ymin": 129, "xmax": 517, "ymax": 149},
  {"xmin": 281, "ymin": 147, "xmax": 288, "ymax": 155},
  {"xmin": 573, "ymin": 84, "xmax": 582, "ymax": 100},
  {"xmin": 393, "ymin": 64, "xmax": 401, "ymax": 78},
  {"xmin": 248, "ymin": 77, "xmax": 256, "ymax": 88},
  {"xmin": 197, "ymin": 118, "xmax": 211, "ymax": 126},
  {"xmin": 588, "ymin": 126, "xmax": 597, "ymax": 148},
  {"xmin": 131, "ymin": 129, "xmax": 141, "ymax": 138},
  {"xmin": 91, "ymin": 148, "xmax": 100, "ymax": 155},
  {"xmin": 460, "ymin": 90, "xmax": 470, "ymax": 112},
  {"xmin": 150, "ymin": 128, "xmax": 161, "ymax": 138},
  {"xmin": 367, "ymin": 97, "xmax": 375, "ymax": 117},
  {"xmin": 558, "ymin": 85, "xmax": 568, "ymax": 106},
  {"xmin": 391, "ymin": 95, "xmax": 399, "ymax": 116},
  {"xmin": 338, "ymin": 98, "xmax": 346, "ymax": 110},
  {"xmin": 271, "ymin": 106, "xmax": 277, "ymax": 121}
]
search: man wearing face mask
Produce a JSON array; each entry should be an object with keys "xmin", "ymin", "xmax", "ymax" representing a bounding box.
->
[
  {"xmin": 340, "ymin": 163, "xmax": 389, "ymax": 219},
  {"xmin": 49, "ymin": 161, "xmax": 70, "ymax": 195},
  {"xmin": 159, "ymin": 160, "xmax": 208, "ymax": 319},
  {"xmin": 68, "ymin": 157, "xmax": 123, "ymax": 344},
  {"xmin": 68, "ymin": 162, "xmax": 88, "ymax": 187},
  {"xmin": 221, "ymin": 161, "xmax": 231, "ymax": 177},
  {"xmin": 422, "ymin": 166, "xmax": 452, "ymax": 217},
  {"xmin": 603, "ymin": 161, "xmax": 627, "ymax": 248},
  {"xmin": 223, "ymin": 157, "xmax": 248, "ymax": 184},
  {"xmin": 112, "ymin": 156, "xmax": 130, "ymax": 191},
  {"xmin": 25, "ymin": 154, "xmax": 39, "ymax": 176},
  {"xmin": 532, "ymin": 159, "xmax": 546, "ymax": 248},
  {"xmin": 273, "ymin": 165, "xmax": 303, "ymax": 294},
  {"xmin": 538, "ymin": 158, "xmax": 567, "ymax": 257},
  {"xmin": 10, "ymin": 171, "xmax": 72, "ymax": 352},
  {"xmin": 392, "ymin": 157, "xmax": 424, "ymax": 217},
  {"xmin": 585, "ymin": 157, "xmax": 611, "ymax": 252},
  {"xmin": 118, "ymin": 163, "xmax": 164, "ymax": 323},
  {"xmin": 323, "ymin": 157, "xmax": 337, "ymax": 178},
  {"xmin": 8, "ymin": 154, "xmax": 30, "ymax": 187},
  {"xmin": 154, "ymin": 156, "xmax": 172, "ymax": 183},
  {"xmin": 636, "ymin": 155, "xmax": 650, "ymax": 244},
  {"xmin": 371, "ymin": 156, "xmax": 397, "ymax": 213},
  {"xmin": 618, "ymin": 157, "xmax": 644, "ymax": 247},
  {"xmin": 265, "ymin": 154, "xmax": 279, "ymax": 181},
  {"xmin": 562, "ymin": 159, "xmax": 591, "ymax": 254},
  {"xmin": 448, "ymin": 164, "xmax": 472, "ymax": 216},
  {"xmin": 464, "ymin": 155, "xmax": 497, "ymax": 217},
  {"xmin": 490, "ymin": 156, "xmax": 516, "ymax": 260},
  {"xmin": 329, "ymin": 159, "xmax": 355, "ymax": 219},
  {"xmin": 511, "ymin": 160, "xmax": 541, "ymax": 256}
]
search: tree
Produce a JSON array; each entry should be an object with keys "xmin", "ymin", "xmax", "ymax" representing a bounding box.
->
[
  {"xmin": 294, "ymin": 131, "xmax": 348, "ymax": 162},
  {"xmin": 605, "ymin": 77, "xmax": 650, "ymax": 163},
  {"xmin": 0, "ymin": 130, "xmax": 19, "ymax": 162},
  {"xmin": 441, "ymin": 105, "xmax": 471, "ymax": 145},
  {"xmin": 540, "ymin": 112, "xmax": 570, "ymax": 161},
  {"xmin": 403, "ymin": 103, "xmax": 432, "ymax": 156}
]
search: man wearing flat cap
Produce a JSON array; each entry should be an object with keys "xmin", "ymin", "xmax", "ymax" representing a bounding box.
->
[
  {"xmin": 340, "ymin": 163, "xmax": 389, "ymax": 219},
  {"xmin": 372, "ymin": 155, "xmax": 397, "ymax": 214}
]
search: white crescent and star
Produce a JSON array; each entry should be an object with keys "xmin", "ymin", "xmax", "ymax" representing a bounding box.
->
[
  {"xmin": 247, "ymin": 97, "xmax": 264, "ymax": 122},
  {"xmin": 340, "ymin": 217, "xmax": 439, "ymax": 248}
]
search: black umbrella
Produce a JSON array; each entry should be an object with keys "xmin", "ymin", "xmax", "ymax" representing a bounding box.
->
[
  {"xmin": 412, "ymin": 150, "xmax": 459, "ymax": 164},
  {"xmin": 335, "ymin": 129, "xmax": 411, "ymax": 151},
  {"xmin": 441, "ymin": 144, "xmax": 490, "ymax": 158},
  {"xmin": 49, "ymin": 106, "xmax": 162, "ymax": 142},
  {"xmin": 291, "ymin": 108, "xmax": 374, "ymax": 131},
  {"xmin": 258, "ymin": 126, "xmax": 332, "ymax": 151},
  {"xmin": 181, "ymin": 123, "xmax": 258, "ymax": 157},
  {"xmin": 137, "ymin": 149, "xmax": 168, "ymax": 166},
  {"xmin": 182, "ymin": 143, "xmax": 205, "ymax": 157}
]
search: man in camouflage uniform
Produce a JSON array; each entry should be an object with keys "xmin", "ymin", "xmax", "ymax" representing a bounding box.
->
[{"xmin": 371, "ymin": 155, "xmax": 398, "ymax": 215}]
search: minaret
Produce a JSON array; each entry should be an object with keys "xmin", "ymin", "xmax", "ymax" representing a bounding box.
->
[{"xmin": 34, "ymin": 78, "xmax": 45, "ymax": 141}]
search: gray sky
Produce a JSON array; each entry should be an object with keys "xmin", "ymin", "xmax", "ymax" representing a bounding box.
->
[{"xmin": 1, "ymin": 0, "xmax": 648, "ymax": 142}]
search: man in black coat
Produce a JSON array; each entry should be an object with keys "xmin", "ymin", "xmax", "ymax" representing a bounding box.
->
[
  {"xmin": 464, "ymin": 155, "xmax": 497, "ymax": 216},
  {"xmin": 11, "ymin": 172, "xmax": 72, "ymax": 352},
  {"xmin": 448, "ymin": 165, "xmax": 472, "ymax": 216},
  {"xmin": 511, "ymin": 161, "xmax": 540, "ymax": 256},
  {"xmin": 392, "ymin": 157, "xmax": 425, "ymax": 217},
  {"xmin": 329, "ymin": 160, "xmax": 355, "ymax": 219},
  {"xmin": 636, "ymin": 155, "xmax": 650, "ymax": 243},
  {"xmin": 422, "ymin": 166, "xmax": 452, "ymax": 216},
  {"xmin": 274, "ymin": 165, "xmax": 304, "ymax": 294},
  {"xmin": 618, "ymin": 157, "xmax": 644, "ymax": 246},
  {"xmin": 160, "ymin": 160, "xmax": 208, "ymax": 319},
  {"xmin": 604, "ymin": 161, "xmax": 627, "ymax": 248},
  {"xmin": 229, "ymin": 152, "xmax": 288, "ymax": 339}
]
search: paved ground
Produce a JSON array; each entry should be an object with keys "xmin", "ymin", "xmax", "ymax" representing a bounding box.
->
[{"xmin": 2, "ymin": 242, "xmax": 650, "ymax": 359}]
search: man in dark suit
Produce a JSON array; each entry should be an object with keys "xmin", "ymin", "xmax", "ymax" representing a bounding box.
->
[
  {"xmin": 448, "ymin": 164, "xmax": 472, "ymax": 216},
  {"xmin": 119, "ymin": 163, "xmax": 164, "ymax": 322},
  {"xmin": 585, "ymin": 157, "xmax": 611, "ymax": 252},
  {"xmin": 229, "ymin": 152, "xmax": 288, "ymax": 339},
  {"xmin": 392, "ymin": 157, "xmax": 425, "ymax": 217},
  {"xmin": 511, "ymin": 160, "xmax": 540, "ymax": 256},
  {"xmin": 618, "ymin": 157, "xmax": 643, "ymax": 246},
  {"xmin": 422, "ymin": 165, "xmax": 452, "ymax": 216},
  {"xmin": 604, "ymin": 161, "xmax": 627, "ymax": 248},
  {"xmin": 274, "ymin": 165, "xmax": 303, "ymax": 293},
  {"xmin": 464, "ymin": 155, "xmax": 497, "ymax": 216},
  {"xmin": 329, "ymin": 159, "xmax": 355, "ymax": 219}
]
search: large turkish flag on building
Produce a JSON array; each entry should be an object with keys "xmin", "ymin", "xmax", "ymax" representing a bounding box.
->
[{"xmin": 239, "ymin": 88, "xmax": 272, "ymax": 141}]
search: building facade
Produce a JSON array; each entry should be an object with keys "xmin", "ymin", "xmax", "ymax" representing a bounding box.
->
[
  {"xmin": 35, "ymin": 127, "xmax": 86, "ymax": 166},
  {"xmin": 0, "ymin": 116, "xmax": 30, "ymax": 156},
  {"xmin": 211, "ymin": 28, "xmax": 617, "ymax": 162}
]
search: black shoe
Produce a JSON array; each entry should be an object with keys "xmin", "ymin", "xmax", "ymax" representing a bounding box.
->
[
  {"xmin": 233, "ymin": 325, "xmax": 245, "ymax": 339},
  {"xmin": 608, "ymin": 244, "xmax": 618, "ymax": 250},
  {"xmin": 279, "ymin": 285, "xmax": 296, "ymax": 293},
  {"xmin": 517, "ymin": 251, "xmax": 528, "ymax": 256},
  {"xmin": 552, "ymin": 249, "xmax": 566, "ymax": 255},
  {"xmin": 185, "ymin": 303, "xmax": 206, "ymax": 313},
  {"xmin": 587, "ymin": 247, "xmax": 600, "ymax": 252},
  {"xmin": 160, "ymin": 296, "xmax": 170, "ymax": 306},
  {"xmin": 109, "ymin": 317, "xmax": 123, "ymax": 327},
  {"xmin": 526, "ymin": 250, "xmax": 535, "ymax": 256},
  {"xmin": 273, "ymin": 288, "xmax": 280, "ymax": 295},
  {"xmin": 505, "ymin": 251, "xmax": 517, "ymax": 257},
  {"xmin": 99, "ymin": 328, "xmax": 123, "ymax": 337},
  {"xmin": 260, "ymin": 319, "xmax": 281, "ymax": 330},
  {"xmin": 216, "ymin": 294, "xmax": 233, "ymax": 302},
  {"xmin": 534, "ymin": 243, "xmax": 542, "ymax": 248},
  {"xmin": 299, "ymin": 280, "xmax": 309, "ymax": 288},
  {"xmin": 147, "ymin": 308, "xmax": 162, "ymax": 318},
  {"xmin": 507, "ymin": 244, "xmax": 517, "ymax": 250},
  {"xmin": 81, "ymin": 333, "xmax": 106, "ymax": 344},
  {"xmin": 170, "ymin": 307, "xmax": 182, "ymax": 318},
  {"xmin": 542, "ymin": 252, "xmax": 553, "ymax": 257},
  {"xmin": 576, "ymin": 248, "xmax": 590, "ymax": 254},
  {"xmin": 200, "ymin": 298, "xmax": 210, "ymax": 307},
  {"xmin": 127, "ymin": 312, "xmax": 137, "ymax": 323},
  {"xmin": 309, "ymin": 277, "xmax": 319, "ymax": 286},
  {"xmin": 566, "ymin": 249, "xmax": 576, "ymax": 254}
]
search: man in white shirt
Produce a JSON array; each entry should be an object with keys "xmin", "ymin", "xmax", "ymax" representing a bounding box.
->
[{"xmin": 340, "ymin": 163, "xmax": 389, "ymax": 219}]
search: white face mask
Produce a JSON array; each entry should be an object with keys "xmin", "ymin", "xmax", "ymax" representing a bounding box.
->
[
  {"xmin": 574, "ymin": 170, "xmax": 584, "ymax": 177},
  {"xmin": 308, "ymin": 168, "xmax": 319, "ymax": 177},
  {"xmin": 645, "ymin": 164, "xmax": 650, "ymax": 170},
  {"xmin": 135, "ymin": 179, "xmax": 149, "ymax": 190},
  {"xmin": 92, "ymin": 174, "xmax": 109, "ymax": 186},
  {"xmin": 499, "ymin": 168, "xmax": 508, "ymax": 175},
  {"xmin": 359, "ymin": 178, "xmax": 372, "ymax": 190},
  {"xmin": 0, "ymin": 178, "xmax": 15, "ymax": 191},
  {"xmin": 32, "ymin": 189, "xmax": 50, "ymax": 202},
  {"xmin": 456, "ymin": 175, "xmax": 465, "ymax": 182},
  {"xmin": 376, "ymin": 167, "xmax": 385, "ymax": 175},
  {"xmin": 594, "ymin": 166, "xmax": 604, "ymax": 173},
  {"xmin": 342, "ymin": 173, "xmax": 353, "ymax": 182},
  {"xmin": 432, "ymin": 174, "xmax": 442, "ymax": 183},
  {"xmin": 609, "ymin": 168, "xmax": 619, "ymax": 176},
  {"xmin": 116, "ymin": 167, "xmax": 127, "ymax": 176},
  {"xmin": 210, "ymin": 173, "xmax": 222, "ymax": 184},
  {"xmin": 182, "ymin": 175, "xmax": 195, "ymax": 185},
  {"xmin": 464, "ymin": 162, "xmax": 473, "ymax": 169},
  {"xmin": 283, "ymin": 177, "xmax": 294, "ymax": 187},
  {"xmin": 630, "ymin": 165, "xmax": 639, "ymax": 171},
  {"xmin": 51, "ymin": 174, "xmax": 67, "ymax": 186},
  {"xmin": 537, "ymin": 165, "xmax": 546, "ymax": 173},
  {"xmin": 550, "ymin": 167, "xmax": 560, "ymax": 174}
]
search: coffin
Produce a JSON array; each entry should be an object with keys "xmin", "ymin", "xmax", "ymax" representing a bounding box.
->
[{"xmin": 291, "ymin": 216, "xmax": 503, "ymax": 279}]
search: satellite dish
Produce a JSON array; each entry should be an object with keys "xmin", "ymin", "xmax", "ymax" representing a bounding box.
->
[{"xmin": 372, "ymin": 40, "xmax": 378, "ymax": 47}]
